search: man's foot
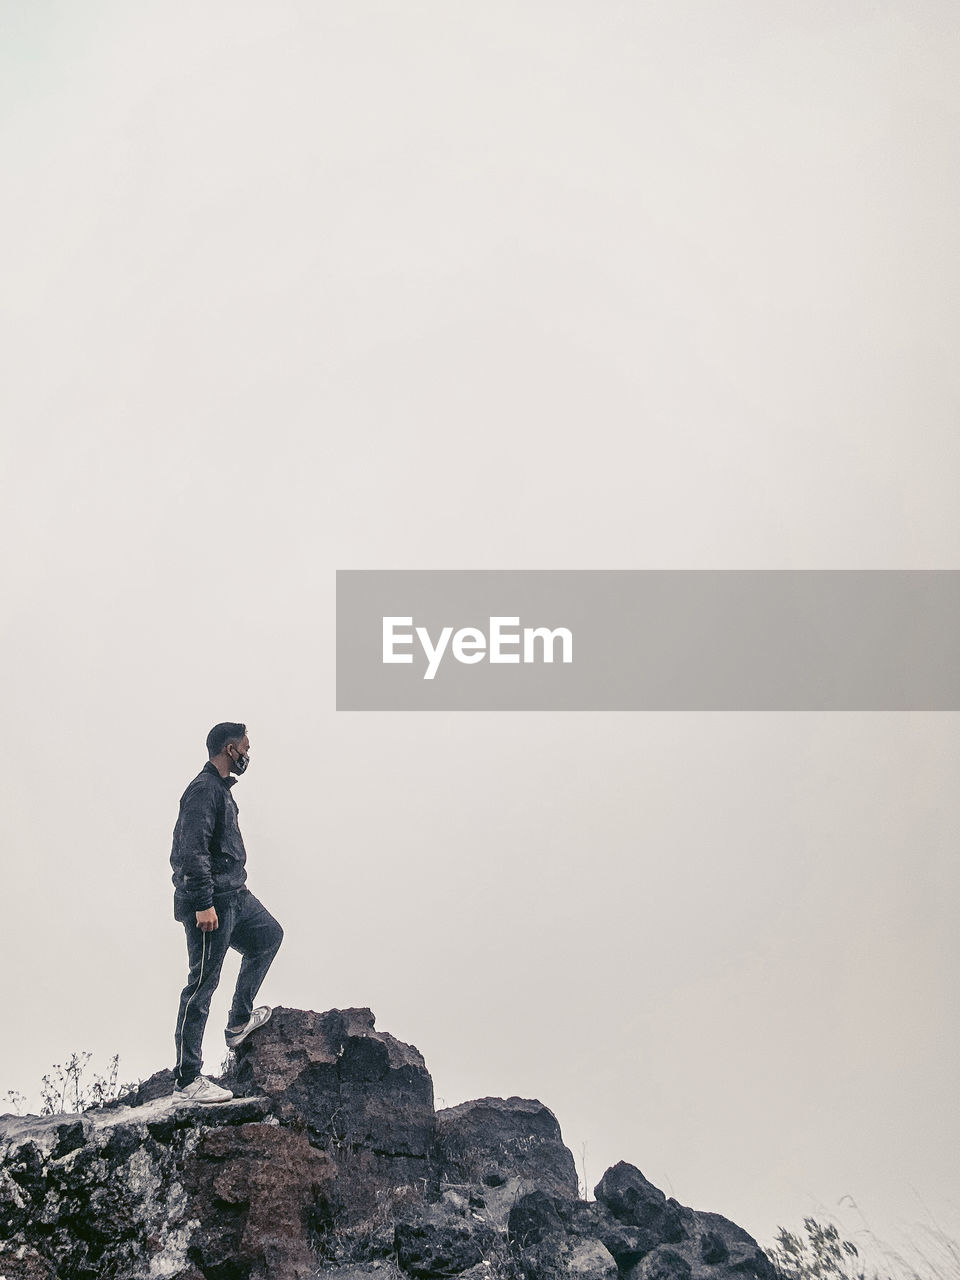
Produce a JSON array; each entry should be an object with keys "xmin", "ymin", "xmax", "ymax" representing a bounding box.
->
[
  {"xmin": 225, "ymin": 1005, "xmax": 272, "ymax": 1049},
  {"xmin": 173, "ymin": 1075, "xmax": 234, "ymax": 1104}
]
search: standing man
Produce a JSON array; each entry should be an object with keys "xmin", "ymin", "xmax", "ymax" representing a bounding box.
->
[{"xmin": 170, "ymin": 722, "xmax": 284, "ymax": 1102}]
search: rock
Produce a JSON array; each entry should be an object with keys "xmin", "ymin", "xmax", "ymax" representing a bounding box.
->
[
  {"xmin": 0, "ymin": 1241, "xmax": 57, "ymax": 1280},
  {"xmin": 184, "ymin": 1121, "xmax": 334, "ymax": 1279},
  {"xmin": 456, "ymin": 1173, "xmax": 525, "ymax": 1231},
  {"xmin": 508, "ymin": 1196, "xmax": 619, "ymax": 1280},
  {"xmin": 690, "ymin": 1211, "xmax": 778, "ymax": 1280},
  {"xmin": 567, "ymin": 1238, "xmax": 620, "ymax": 1280},
  {"xmin": 442, "ymin": 1188, "xmax": 471, "ymax": 1213},
  {"xmin": 507, "ymin": 1192, "xmax": 614, "ymax": 1280},
  {"xmin": 233, "ymin": 1006, "xmax": 437, "ymax": 1222},
  {"xmin": 458, "ymin": 1265, "xmax": 497, "ymax": 1280},
  {"xmin": 508, "ymin": 1190, "xmax": 565, "ymax": 1247},
  {"xmin": 594, "ymin": 1162, "xmax": 686, "ymax": 1246},
  {"xmin": 507, "ymin": 1193, "xmax": 642, "ymax": 1280},
  {"xmin": 0, "ymin": 1094, "xmax": 328, "ymax": 1279},
  {"xmin": 235, "ymin": 1006, "xmax": 435, "ymax": 1153},
  {"xmin": 590, "ymin": 1166, "xmax": 777, "ymax": 1280},
  {"xmin": 590, "ymin": 1206, "xmax": 648, "ymax": 1271},
  {"xmin": 728, "ymin": 1246, "xmax": 778, "ymax": 1279},
  {"xmin": 318, "ymin": 1268, "xmax": 407, "ymax": 1280},
  {"xmin": 437, "ymin": 1097, "xmax": 579, "ymax": 1200},
  {"xmin": 232, "ymin": 1005, "xmax": 438, "ymax": 1225},
  {"xmin": 630, "ymin": 1245, "xmax": 693, "ymax": 1280},
  {"xmin": 589, "ymin": 1183, "xmax": 778, "ymax": 1280},
  {"xmin": 395, "ymin": 1210, "xmax": 496, "ymax": 1278},
  {"xmin": 700, "ymin": 1229, "xmax": 730, "ymax": 1264},
  {"xmin": 110, "ymin": 1066, "xmax": 177, "ymax": 1108}
]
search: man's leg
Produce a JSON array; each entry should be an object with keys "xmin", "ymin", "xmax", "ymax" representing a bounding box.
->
[
  {"xmin": 225, "ymin": 889, "xmax": 283, "ymax": 1033},
  {"xmin": 174, "ymin": 905, "xmax": 235, "ymax": 1087}
]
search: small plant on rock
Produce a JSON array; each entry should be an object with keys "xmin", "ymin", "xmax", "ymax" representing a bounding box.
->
[{"xmin": 38, "ymin": 1052, "xmax": 136, "ymax": 1115}]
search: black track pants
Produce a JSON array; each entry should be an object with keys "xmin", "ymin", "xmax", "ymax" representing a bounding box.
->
[{"xmin": 173, "ymin": 887, "xmax": 283, "ymax": 1088}]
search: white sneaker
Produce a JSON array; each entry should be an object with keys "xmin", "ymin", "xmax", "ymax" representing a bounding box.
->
[
  {"xmin": 173, "ymin": 1075, "xmax": 234, "ymax": 1104},
  {"xmin": 225, "ymin": 1005, "xmax": 272, "ymax": 1049}
]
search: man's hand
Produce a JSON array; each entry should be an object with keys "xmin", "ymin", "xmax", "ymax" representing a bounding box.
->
[{"xmin": 196, "ymin": 907, "xmax": 219, "ymax": 932}]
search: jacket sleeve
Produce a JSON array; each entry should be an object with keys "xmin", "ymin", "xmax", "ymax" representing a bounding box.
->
[{"xmin": 178, "ymin": 783, "xmax": 219, "ymax": 912}]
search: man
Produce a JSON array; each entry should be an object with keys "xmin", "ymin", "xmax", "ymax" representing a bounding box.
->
[{"xmin": 170, "ymin": 722, "xmax": 284, "ymax": 1103}]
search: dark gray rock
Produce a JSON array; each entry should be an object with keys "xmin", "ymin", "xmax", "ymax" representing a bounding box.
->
[
  {"xmin": 688, "ymin": 1210, "xmax": 777, "ymax": 1280},
  {"xmin": 590, "ymin": 1168, "xmax": 778, "ymax": 1280},
  {"xmin": 234, "ymin": 1006, "xmax": 438, "ymax": 1223},
  {"xmin": 564, "ymin": 1239, "xmax": 620, "ymax": 1280},
  {"xmin": 591, "ymin": 1206, "xmax": 648, "ymax": 1271},
  {"xmin": 395, "ymin": 1216, "xmax": 496, "ymax": 1278},
  {"xmin": 446, "ymin": 1172, "xmax": 526, "ymax": 1232},
  {"xmin": 630, "ymin": 1245, "xmax": 693, "ymax": 1280},
  {"xmin": 537, "ymin": 1192, "xmax": 650, "ymax": 1264},
  {"xmin": 108, "ymin": 1066, "xmax": 177, "ymax": 1108},
  {"xmin": 438, "ymin": 1097, "xmax": 578, "ymax": 1200},
  {"xmin": 700, "ymin": 1229, "xmax": 730, "ymax": 1264},
  {"xmin": 235, "ymin": 1006, "xmax": 435, "ymax": 1152},
  {"xmin": 508, "ymin": 1199, "xmax": 619, "ymax": 1280},
  {"xmin": 507, "ymin": 1192, "xmax": 625, "ymax": 1280},
  {"xmin": 595, "ymin": 1162, "xmax": 686, "ymax": 1245},
  {"xmin": 508, "ymin": 1190, "xmax": 565, "ymax": 1248}
]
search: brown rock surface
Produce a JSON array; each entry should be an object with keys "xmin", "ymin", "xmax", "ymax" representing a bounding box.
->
[
  {"xmin": 232, "ymin": 1006, "xmax": 438, "ymax": 1221},
  {"xmin": 184, "ymin": 1121, "xmax": 334, "ymax": 1279}
]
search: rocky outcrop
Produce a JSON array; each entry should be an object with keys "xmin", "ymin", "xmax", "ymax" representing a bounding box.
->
[
  {"xmin": 227, "ymin": 1006, "xmax": 437, "ymax": 1223},
  {"xmin": 593, "ymin": 1165, "xmax": 776, "ymax": 1280},
  {"xmin": 0, "ymin": 1094, "xmax": 329, "ymax": 1280},
  {"xmin": 437, "ymin": 1097, "xmax": 579, "ymax": 1202},
  {"xmin": 594, "ymin": 1163, "xmax": 687, "ymax": 1252},
  {"xmin": 0, "ymin": 1008, "xmax": 775, "ymax": 1280},
  {"xmin": 503, "ymin": 1169, "xmax": 775, "ymax": 1280}
]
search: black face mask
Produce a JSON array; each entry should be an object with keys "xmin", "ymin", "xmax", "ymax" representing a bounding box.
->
[{"xmin": 229, "ymin": 747, "xmax": 249, "ymax": 775}]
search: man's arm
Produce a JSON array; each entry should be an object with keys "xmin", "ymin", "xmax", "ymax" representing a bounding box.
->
[{"xmin": 178, "ymin": 783, "xmax": 220, "ymax": 929}]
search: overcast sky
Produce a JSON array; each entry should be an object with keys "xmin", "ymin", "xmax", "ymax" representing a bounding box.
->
[{"xmin": 1, "ymin": 0, "xmax": 958, "ymax": 1265}]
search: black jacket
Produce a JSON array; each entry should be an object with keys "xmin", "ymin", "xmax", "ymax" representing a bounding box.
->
[{"xmin": 170, "ymin": 761, "xmax": 248, "ymax": 917}]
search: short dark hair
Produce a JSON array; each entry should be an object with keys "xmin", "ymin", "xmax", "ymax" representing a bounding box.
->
[{"xmin": 206, "ymin": 722, "xmax": 246, "ymax": 758}]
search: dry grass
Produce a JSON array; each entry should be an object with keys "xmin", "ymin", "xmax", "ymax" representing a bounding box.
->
[{"xmin": 767, "ymin": 1214, "xmax": 960, "ymax": 1280}]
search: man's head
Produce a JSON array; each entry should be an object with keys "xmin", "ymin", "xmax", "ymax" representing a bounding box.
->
[{"xmin": 206, "ymin": 722, "xmax": 250, "ymax": 777}]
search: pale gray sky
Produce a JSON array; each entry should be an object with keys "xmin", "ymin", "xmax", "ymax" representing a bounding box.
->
[{"xmin": 1, "ymin": 0, "xmax": 958, "ymax": 1263}]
